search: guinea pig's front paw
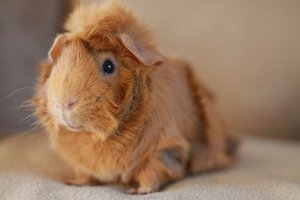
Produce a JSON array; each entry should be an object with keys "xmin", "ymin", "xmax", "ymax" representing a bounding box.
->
[{"xmin": 126, "ymin": 186, "xmax": 154, "ymax": 195}]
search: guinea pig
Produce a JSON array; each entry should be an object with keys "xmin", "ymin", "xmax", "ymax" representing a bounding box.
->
[{"xmin": 33, "ymin": 1, "xmax": 238, "ymax": 194}]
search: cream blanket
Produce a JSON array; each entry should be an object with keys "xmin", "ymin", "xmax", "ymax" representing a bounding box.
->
[{"xmin": 0, "ymin": 136, "xmax": 299, "ymax": 200}]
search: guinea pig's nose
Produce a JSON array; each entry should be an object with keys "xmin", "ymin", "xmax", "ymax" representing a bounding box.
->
[{"xmin": 64, "ymin": 99, "xmax": 78, "ymax": 110}]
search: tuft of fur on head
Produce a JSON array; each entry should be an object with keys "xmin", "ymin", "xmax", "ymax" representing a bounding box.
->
[{"xmin": 64, "ymin": 0, "xmax": 155, "ymax": 51}]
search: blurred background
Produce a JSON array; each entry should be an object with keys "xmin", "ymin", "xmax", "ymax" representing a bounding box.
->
[{"xmin": 0, "ymin": 0, "xmax": 299, "ymax": 140}]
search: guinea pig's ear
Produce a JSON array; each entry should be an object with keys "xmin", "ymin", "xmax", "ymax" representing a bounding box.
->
[
  {"xmin": 117, "ymin": 33, "xmax": 164, "ymax": 67},
  {"xmin": 48, "ymin": 34, "xmax": 67, "ymax": 62}
]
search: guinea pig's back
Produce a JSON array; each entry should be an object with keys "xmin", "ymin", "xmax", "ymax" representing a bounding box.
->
[{"xmin": 150, "ymin": 59, "xmax": 203, "ymax": 142}]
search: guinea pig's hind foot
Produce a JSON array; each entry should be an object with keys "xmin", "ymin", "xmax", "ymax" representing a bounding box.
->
[
  {"xmin": 189, "ymin": 149, "xmax": 233, "ymax": 173},
  {"xmin": 64, "ymin": 175, "xmax": 100, "ymax": 186}
]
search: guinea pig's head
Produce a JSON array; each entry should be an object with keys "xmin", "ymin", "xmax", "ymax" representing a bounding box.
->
[{"xmin": 33, "ymin": 2, "xmax": 163, "ymax": 141}]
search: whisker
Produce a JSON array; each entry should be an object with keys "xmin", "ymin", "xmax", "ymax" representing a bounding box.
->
[
  {"xmin": 20, "ymin": 100, "xmax": 34, "ymax": 107},
  {"xmin": 6, "ymin": 87, "xmax": 35, "ymax": 99},
  {"xmin": 30, "ymin": 120, "xmax": 43, "ymax": 129},
  {"xmin": 9, "ymin": 106, "xmax": 34, "ymax": 111},
  {"xmin": 8, "ymin": 99, "xmax": 34, "ymax": 111},
  {"xmin": 21, "ymin": 117, "xmax": 47, "ymax": 137},
  {"xmin": 18, "ymin": 113, "xmax": 35, "ymax": 124}
]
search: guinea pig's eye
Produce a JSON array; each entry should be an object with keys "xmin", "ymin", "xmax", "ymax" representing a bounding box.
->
[{"xmin": 101, "ymin": 59, "xmax": 115, "ymax": 75}]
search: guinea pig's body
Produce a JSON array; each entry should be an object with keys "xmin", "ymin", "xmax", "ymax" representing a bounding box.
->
[{"xmin": 33, "ymin": 1, "xmax": 237, "ymax": 194}]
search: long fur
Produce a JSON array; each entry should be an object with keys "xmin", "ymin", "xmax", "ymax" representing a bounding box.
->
[{"xmin": 33, "ymin": 1, "xmax": 238, "ymax": 194}]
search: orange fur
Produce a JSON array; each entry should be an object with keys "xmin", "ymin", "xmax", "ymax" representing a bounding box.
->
[{"xmin": 33, "ymin": 1, "xmax": 238, "ymax": 194}]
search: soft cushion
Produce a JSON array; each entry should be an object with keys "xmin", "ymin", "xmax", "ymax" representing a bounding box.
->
[{"xmin": 0, "ymin": 136, "xmax": 299, "ymax": 200}]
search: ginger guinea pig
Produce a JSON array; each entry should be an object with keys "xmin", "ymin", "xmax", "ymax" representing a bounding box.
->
[{"xmin": 33, "ymin": 1, "xmax": 238, "ymax": 194}]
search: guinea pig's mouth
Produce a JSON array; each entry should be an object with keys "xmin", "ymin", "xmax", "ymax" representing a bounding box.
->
[
  {"xmin": 64, "ymin": 120, "xmax": 82, "ymax": 131},
  {"xmin": 60, "ymin": 115, "xmax": 82, "ymax": 132}
]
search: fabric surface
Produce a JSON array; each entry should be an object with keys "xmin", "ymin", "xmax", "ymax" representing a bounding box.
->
[{"xmin": 0, "ymin": 137, "xmax": 299, "ymax": 200}]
